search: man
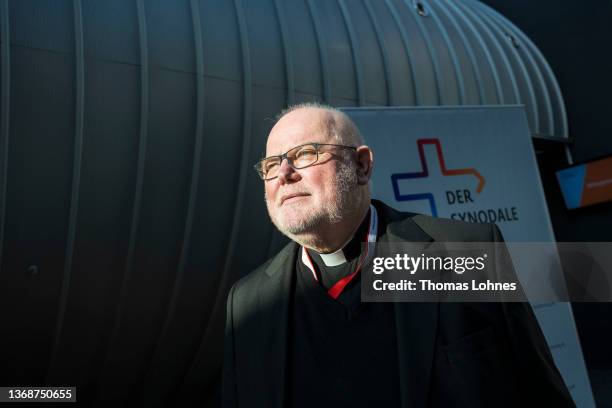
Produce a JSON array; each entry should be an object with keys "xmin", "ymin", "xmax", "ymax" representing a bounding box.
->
[{"xmin": 222, "ymin": 103, "xmax": 574, "ymax": 407}]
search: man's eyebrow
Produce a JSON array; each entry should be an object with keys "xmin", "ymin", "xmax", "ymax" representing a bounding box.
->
[{"xmin": 261, "ymin": 151, "xmax": 281, "ymax": 160}]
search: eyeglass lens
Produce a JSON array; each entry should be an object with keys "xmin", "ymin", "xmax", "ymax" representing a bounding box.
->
[{"xmin": 261, "ymin": 144, "xmax": 319, "ymax": 179}]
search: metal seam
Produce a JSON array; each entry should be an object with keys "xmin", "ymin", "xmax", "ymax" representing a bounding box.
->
[
  {"xmin": 384, "ymin": 0, "xmax": 419, "ymax": 104},
  {"xmin": 306, "ymin": 0, "xmax": 331, "ymax": 103},
  {"xmin": 46, "ymin": 0, "xmax": 85, "ymax": 384},
  {"xmin": 264, "ymin": 0, "xmax": 293, "ymax": 259},
  {"xmin": 94, "ymin": 0, "xmax": 149, "ymax": 398},
  {"xmin": 363, "ymin": 0, "xmax": 393, "ymax": 105},
  {"xmin": 426, "ymin": 0, "xmax": 466, "ymax": 104},
  {"xmin": 457, "ymin": 1, "xmax": 521, "ymax": 105},
  {"xmin": 400, "ymin": 0, "xmax": 443, "ymax": 104},
  {"xmin": 521, "ymin": 37, "xmax": 568, "ymax": 137},
  {"xmin": 273, "ymin": 0, "xmax": 294, "ymax": 106},
  {"xmin": 179, "ymin": 0, "xmax": 253, "ymax": 390},
  {"xmin": 433, "ymin": 0, "xmax": 485, "ymax": 104},
  {"xmin": 481, "ymin": 3, "xmax": 560, "ymax": 137},
  {"xmin": 138, "ymin": 0, "xmax": 206, "ymax": 402},
  {"xmin": 444, "ymin": 0, "xmax": 504, "ymax": 103},
  {"xmin": 471, "ymin": 0, "xmax": 539, "ymax": 132},
  {"xmin": 337, "ymin": 0, "xmax": 365, "ymax": 105},
  {"xmin": 0, "ymin": 0, "xmax": 10, "ymax": 271}
]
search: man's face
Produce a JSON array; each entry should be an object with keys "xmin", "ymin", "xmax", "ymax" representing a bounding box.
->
[{"xmin": 264, "ymin": 109, "xmax": 359, "ymax": 237}]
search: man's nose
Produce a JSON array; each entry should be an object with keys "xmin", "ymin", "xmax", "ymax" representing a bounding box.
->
[{"xmin": 277, "ymin": 158, "xmax": 300, "ymax": 184}]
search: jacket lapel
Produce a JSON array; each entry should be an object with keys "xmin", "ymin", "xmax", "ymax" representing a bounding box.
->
[
  {"xmin": 376, "ymin": 201, "xmax": 440, "ymax": 408},
  {"xmin": 252, "ymin": 241, "xmax": 297, "ymax": 408}
]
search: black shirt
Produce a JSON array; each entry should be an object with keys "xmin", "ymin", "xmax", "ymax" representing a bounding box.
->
[{"xmin": 289, "ymin": 211, "xmax": 401, "ymax": 408}]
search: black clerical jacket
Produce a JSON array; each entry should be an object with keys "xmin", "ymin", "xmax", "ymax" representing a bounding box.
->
[{"xmin": 222, "ymin": 200, "xmax": 575, "ymax": 407}]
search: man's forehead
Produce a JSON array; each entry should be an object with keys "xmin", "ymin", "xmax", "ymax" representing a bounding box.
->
[{"xmin": 266, "ymin": 108, "xmax": 332, "ymax": 155}]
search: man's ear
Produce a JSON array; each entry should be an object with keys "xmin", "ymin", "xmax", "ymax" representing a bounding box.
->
[{"xmin": 355, "ymin": 146, "xmax": 374, "ymax": 185}]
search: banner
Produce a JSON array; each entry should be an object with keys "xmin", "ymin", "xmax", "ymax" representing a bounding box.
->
[
  {"xmin": 343, "ymin": 105, "xmax": 594, "ymax": 407},
  {"xmin": 557, "ymin": 154, "xmax": 612, "ymax": 209}
]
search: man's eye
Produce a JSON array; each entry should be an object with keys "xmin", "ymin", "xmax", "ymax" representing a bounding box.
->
[
  {"xmin": 264, "ymin": 161, "xmax": 279, "ymax": 172},
  {"xmin": 296, "ymin": 148, "xmax": 316, "ymax": 158}
]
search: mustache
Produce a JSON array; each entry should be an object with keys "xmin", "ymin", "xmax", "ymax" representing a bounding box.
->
[
  {"xmin": 264, "ymin": 189, "xmax": 311, "ymax": 205},
  {"xmin": 282, "ymin": 191, "xmax": 310, "ymax": 203},
  {"xmin": 274, "ymin": 190, "xmax": 311, "ymax": 206}
]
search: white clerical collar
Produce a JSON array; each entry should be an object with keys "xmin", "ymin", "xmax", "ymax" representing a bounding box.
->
[
  {"xmin": 319, "ymin": 247, "xmax": 348, "ymax": 267},
  {"xmin": 301, "ymin": 204, "xmax": 378, "ymax": 281}
]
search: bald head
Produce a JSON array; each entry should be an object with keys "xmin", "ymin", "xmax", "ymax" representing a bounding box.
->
[{"xmin": 267, "ymin": 103, "xmax": 364, "ymax": 155}]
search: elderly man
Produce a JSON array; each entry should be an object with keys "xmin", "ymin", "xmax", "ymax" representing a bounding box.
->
[{"xmin": 222, "ymin": 103, "xmax": 574, "ymax": 407}]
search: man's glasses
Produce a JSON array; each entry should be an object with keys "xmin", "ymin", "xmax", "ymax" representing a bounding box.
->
[{"xmin": 254, "ymin": 142, "xmax": 357, "ymax": 180}]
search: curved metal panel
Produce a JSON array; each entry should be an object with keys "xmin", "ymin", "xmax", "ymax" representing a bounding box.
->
[
  {"xmin": 46, "ymin": 0, "xmax": 85, "ymax": 383},
  {"xmin": 317, "ymin": 0, "xmax": 358, "ymax": 104},
  {"xmin": 137, "ymin": 0, "xmax": 206, "ymax": 405},
  {"xmin": 0, "ymin": 0, "xmax": 10, "ymax": 270},
  {"xmin": 94, "ymin": 0, "xmax": 149, "ymax": 401},
  {"xmin": 468, "ymin": 0, "xmax": 540, "ymax": 133},
  {"xmin": 479, "ymin": 1, "xmax": 566, "ymax": 137},
  {"xmin": 363, "ymin": 0, "xmax": 393, "ymax": 105},
  {"xmin": 337, "ymin": 0, "xmax": 365, "ymax": 105},
  {"xmin": 483, "ymin": 7, "xmax": 554, "ymax": 136},
  {"xmin": 456, "ymin": 0, "xmax": 522, "ymax": 105},
  {"xmin": 384, "ymin": 0, "xmax": 420, "ymax": 104},
  {"xmin": 432, "ymin": 0, "xmax": 485, "ymax": 103},
  {"xmin": 179, "ymin": 0, "xmax": 254, "ymax": 397},
  {"xmin": 402, "ymin": 0, "xmax": 444, "ymax": 104},
  {"xmin": 445, "ymin": 0, "xmax": 504, "ymax": 103},
  {"xmin": 426, "ymin": 0, "xmax": 467, "ymax": 104},
  {"xmin": 273, "ymin": 0, "xmax": 295, "ymax": 105},
  {"xmin": 306, "ymin": 0, "xmax": 332, "ymax": 102}
]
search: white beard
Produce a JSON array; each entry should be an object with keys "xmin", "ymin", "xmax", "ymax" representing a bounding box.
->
[{"xmin": 265, "ymin": 161, "xmax": 361, "ymax": 239}]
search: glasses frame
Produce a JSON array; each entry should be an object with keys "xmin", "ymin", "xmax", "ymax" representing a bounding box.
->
[{"xmin": 254, "ymin": 142, "xmax": 357, "ymax": 180}]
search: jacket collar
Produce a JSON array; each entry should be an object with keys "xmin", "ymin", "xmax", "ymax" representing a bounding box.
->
[{"xmin": 264, "ymin": 239, "xmax": 298, "ymax": 278}]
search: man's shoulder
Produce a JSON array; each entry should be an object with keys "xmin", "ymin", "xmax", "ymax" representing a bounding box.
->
[
  {"xmin": 231, "ymin": 259, "xmax": 271, "ymax": 293},
  {"xmin": 376, "ymin": 200, "xmax": 495, "ymax": 242},
  {"xmin": 411, "ymin": 213, "xmax": 493, "ymax": 241},
  {"xmin": 230, "ymin": 258, "xmax": 274, "ymax": 296},
  {"xmin": 230, "ymin": 240, "xmax": 297, "ymax": 296}
]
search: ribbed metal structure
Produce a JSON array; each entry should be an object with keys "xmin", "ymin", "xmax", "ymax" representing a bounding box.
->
[{"xmin": 0, "ymin": 0, "xmax": 567, "ymax": 406}]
